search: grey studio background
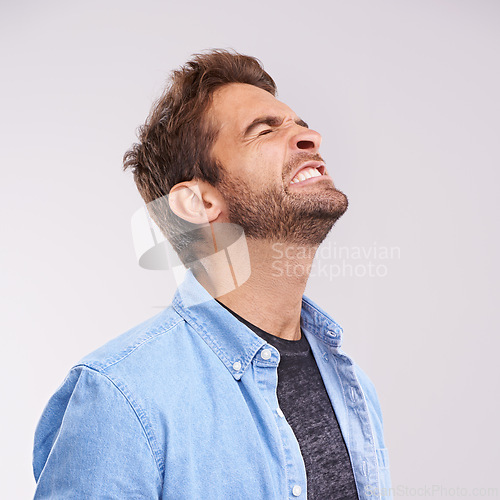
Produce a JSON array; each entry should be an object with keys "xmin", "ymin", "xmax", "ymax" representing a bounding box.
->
[{"xmin": 1, "ymin": 0, "xmax": 499, "ymax": 498}]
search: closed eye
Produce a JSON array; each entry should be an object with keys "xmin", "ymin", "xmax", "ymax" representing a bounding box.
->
[{"xmin": 258, "ymin": 129, "xmax": 273, "ymax": 136}]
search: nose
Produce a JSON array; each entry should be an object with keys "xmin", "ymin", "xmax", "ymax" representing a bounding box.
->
[{"xmin": 289, "ymin": 125, "xmax": 322, "ymax": 153}]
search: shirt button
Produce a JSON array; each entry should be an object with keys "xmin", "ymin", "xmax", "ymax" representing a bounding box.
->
[
  {"xmin": 261, "ymin": 348, "xmax": 272, "ymax": 360},
  {"xmin": 232, "ymin": 361, "xmax": 242, "ymax": 371},
  {"xmin": 327, "ymin": 330, "xmax": 338, "ymax": 338},
  {"xmin": 276, "ymin": 407, "xmax": 285, "ymax": 418},
  {"xmin": 292, "ymin": 484, "xmax": 302, "ymax": 496}
]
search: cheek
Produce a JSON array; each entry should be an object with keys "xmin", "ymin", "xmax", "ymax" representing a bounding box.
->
[
  {"xmin": 256, "ymin": 142, "xmax": 287, "ymax": 169},
  {"xmin": 221, "ymin": 141, "xmax": 287, "ymax": 186}
]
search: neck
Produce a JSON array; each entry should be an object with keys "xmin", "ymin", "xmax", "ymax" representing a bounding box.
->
[{"xmin": 195, "ymin": 239, "xmax": 318, "ymax": 340}]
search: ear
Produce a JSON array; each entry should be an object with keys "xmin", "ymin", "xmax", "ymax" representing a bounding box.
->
[{"xmin": 168, "ymin": 179, "xmax": 223, "ymax": 224}]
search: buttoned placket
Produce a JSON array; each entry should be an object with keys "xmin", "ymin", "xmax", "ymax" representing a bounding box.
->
[
  {"xmin": 252, "ymin": 344, "xmax": 308, "ymax": 499},
  {"xmin": 305, "ymin": 325, "xmax": 382, "ymax": 500}
]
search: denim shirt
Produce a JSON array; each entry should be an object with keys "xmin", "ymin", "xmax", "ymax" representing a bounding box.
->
[{"xmin": 33, "ymin": 270, "xmax": 392, "ymax": 499}]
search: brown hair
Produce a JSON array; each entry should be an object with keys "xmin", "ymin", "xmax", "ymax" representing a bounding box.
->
[{"xmin": 123, "ymin": 49, "xmax": 277, "ymax": 264}]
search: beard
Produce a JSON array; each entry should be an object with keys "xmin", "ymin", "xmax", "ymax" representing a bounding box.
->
[{"xmin": 217, "ymin": 154, "xmax": 348, "ymax": 246}]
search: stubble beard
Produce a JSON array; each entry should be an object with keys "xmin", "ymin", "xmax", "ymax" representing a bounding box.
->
[{"xmin": 217, "ymin": 155, "xmax": 349, "ymax": 247}]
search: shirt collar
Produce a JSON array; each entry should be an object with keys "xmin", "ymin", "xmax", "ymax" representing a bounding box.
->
[{"xmin": 172, "ymin": 269, "xmax": 344, "ymax": 380}]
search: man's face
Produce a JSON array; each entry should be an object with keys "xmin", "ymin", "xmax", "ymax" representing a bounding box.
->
[{"xmin": 209, "ymin": 83, "xmax": 348, "ymax": 246}]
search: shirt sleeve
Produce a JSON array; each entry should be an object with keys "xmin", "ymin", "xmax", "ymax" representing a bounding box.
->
[{"xmin": 33, "ymin": 366, "xmax": 162, "ymax": 499}]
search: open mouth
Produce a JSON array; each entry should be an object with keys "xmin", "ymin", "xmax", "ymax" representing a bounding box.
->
[{"xmin": 289, "ymin": 164, "xmax": 327, "ymax": 185}]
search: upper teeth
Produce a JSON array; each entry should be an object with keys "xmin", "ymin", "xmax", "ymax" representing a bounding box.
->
[{"xmin": 291, "ymin": 167, "xmax": 322, "ymax": 184}]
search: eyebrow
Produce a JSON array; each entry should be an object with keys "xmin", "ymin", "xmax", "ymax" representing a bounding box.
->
[{"xmin": 242, "ymin": 115, "xmax": 309, "ymax": 137}]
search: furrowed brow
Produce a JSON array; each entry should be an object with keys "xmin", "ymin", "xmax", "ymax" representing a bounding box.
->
[
  {"xmin": 243, "ymin": 116, "xmax": 283, "ymax": 137},
  {"xmin": 242, "ymin": 116, "xmax": 309, "ymax": 137}
]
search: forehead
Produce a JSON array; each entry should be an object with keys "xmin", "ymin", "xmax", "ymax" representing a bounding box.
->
[{"xmin": 209, "ymin": 83, "xmax": 297, "ymax": 130}]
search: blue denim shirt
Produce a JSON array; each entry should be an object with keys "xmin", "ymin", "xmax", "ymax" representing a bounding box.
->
[{"xmin": 33, "ymin": 270, "xmax": 392, "ymax": 499}]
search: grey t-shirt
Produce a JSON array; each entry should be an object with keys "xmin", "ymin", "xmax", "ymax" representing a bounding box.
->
[{"xmin": 218, "ymin": 302, "xmax": 359, "ymax": 500}]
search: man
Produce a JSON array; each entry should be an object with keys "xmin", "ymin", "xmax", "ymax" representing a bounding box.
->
[{"xmin": 33, "ymin": 49, "xmax": 392, "ymax": 499}]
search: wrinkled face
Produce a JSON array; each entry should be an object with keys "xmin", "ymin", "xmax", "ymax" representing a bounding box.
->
[{"xmin": 209, "ymin": 83, "xmax": 348, "ymax": 245}]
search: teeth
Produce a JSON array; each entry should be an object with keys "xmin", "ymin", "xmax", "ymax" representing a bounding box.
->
[{"xmin": 291, "ymin": 167, "xmax": 322, "ymax": 184}]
